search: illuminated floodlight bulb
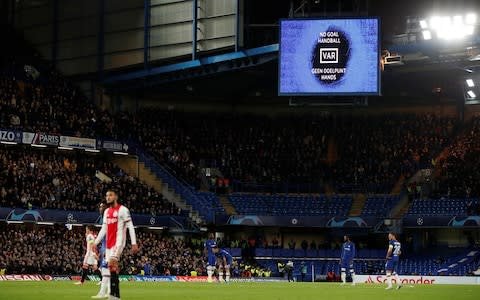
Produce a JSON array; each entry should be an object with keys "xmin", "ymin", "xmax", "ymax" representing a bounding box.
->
[
  {"xmin": 465, "ymin": 25, "xmax": 475, "ymax": 35},
  {"xmin": 430, "ymin": 16, "xmax": 442, "ymax": 29},
  {"xmin": 453, "ymin": 15, "xmax": 463, "ymax": 26},
  {"xmin": 466, "ymin": 79, "xmax": 475, "ymax": 87},
  {"xmin": 467, "ymin": 90, "xmax": 476, "ymax": 98},
  {"xmin": 422, "ymin": 30, "xmax": 432, "ymax": 40},
  {"xmin": 466, "ymin": 13, "xmax": 477, "ymax": 25},
  {"xmin": 420, "ymin": 19, "xmax": 428, "ymax": 29},
  {"xmin": 441, "ymin": 16, "xmax": 452, "ymax": 27}
]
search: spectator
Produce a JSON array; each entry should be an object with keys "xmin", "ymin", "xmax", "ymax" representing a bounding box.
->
[
  {"xmin": 300, "ymin": 262, "xmax": 307, "ymax": 282},
  {"xmin": 301, "ymin": 240, "xmax": 308, "ymax": 251},
  {"xmin": 288, "ymin": 239, "xmax": 296, "ymax": 250}
]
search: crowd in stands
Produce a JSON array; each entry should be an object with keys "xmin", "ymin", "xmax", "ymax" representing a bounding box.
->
[
  {"xmin": 0, "ymin": 145, "xmax": 181, "ymax": 215},
  {"xmin": 0, "ymin": 226, "xmax": 272, "ymax": 277},
  {"xmin": 134, "ymin": 111, "xmax": 331, "ymax": 191},
  {"xmin": 437, "ymin": 115, "xmax": 480, "ymax": 197},
  {"xmin": 333, "ymin": 114, "xmax": 457, "ymax": 193},
  {"xmin": 0, "ymin": 225, "xmax": 204, "ymax": 276},
  {"xmin": 0, "ymin": 225, "xmax": 369, "ymax": 277},
  {"xmin": 134, "ymin": 110, "xmax": 457, "ymax": 193},
  {"xmin": 0, "ymin": 63, "xmax": 464, "ymax": 194},
  {"xmin": 0, "ymin": 71, "xmax": 128, "ymax": 139},
  {"xmin": 0, "ymin": 60, "xmax": 473, "ymax": 197}
]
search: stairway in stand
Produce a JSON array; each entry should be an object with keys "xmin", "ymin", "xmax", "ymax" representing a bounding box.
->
[
  {"xmin": 218, "ymin": 195, "xmax": 238, "ymax": 215},
  {"xmin": 348, "ymin": 193, "xmax": 366, "ymax": 216}
]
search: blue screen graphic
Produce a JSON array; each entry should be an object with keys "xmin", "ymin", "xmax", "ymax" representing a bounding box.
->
[{"xmin": 279, "ymin": 18, "xmax": 380, "ymax": 96}]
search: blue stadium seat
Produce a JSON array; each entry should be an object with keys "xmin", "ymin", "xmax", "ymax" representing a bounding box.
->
[
  {"xmin": 294, "ymin": 249, "xmax": 306, "ymax": 258},
  {"xmin": 306, "ymin": 249, "xmax": 318, "ymax": 257}
]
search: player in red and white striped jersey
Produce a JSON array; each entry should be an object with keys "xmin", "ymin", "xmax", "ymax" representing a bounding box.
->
[
  {"xmin": 95, "ymin": 190, "xmax": 138, "ymax": 300},
  {"xmin": 75, "ymin": 225, "xmax": 98, "ymax": 285}
]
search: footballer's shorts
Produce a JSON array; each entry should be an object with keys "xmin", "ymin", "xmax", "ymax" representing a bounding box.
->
[
  {"xmin": 84, "ymin": 254, "xmax": 98, "ymax": 266},
  {"xmin": 106, "ymin": 246, "xmax": 125, "ymax": 262},
  {"xmin": 340, "ymin": 260, "xmax": 354, "ymax": 270},
  {"xmin": 385, "ymin": 258, "xmax": 399, "ymax": 272},
  {"xmin": 208, "ymin": 254, "xmax": 217, "ymax": 266},
  {"xmin": 217, "ymin": 256, "xmax": 232, "ymax": 267}
]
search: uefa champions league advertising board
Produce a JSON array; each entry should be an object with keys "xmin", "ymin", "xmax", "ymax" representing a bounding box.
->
[{"xmin": 279, "ymin": 18, "xmax": 380, "ymax": 96}]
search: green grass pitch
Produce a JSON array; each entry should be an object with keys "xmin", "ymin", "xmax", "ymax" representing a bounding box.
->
[{"xmin": 1, "ymin": 281, "xmax": 479, "ymax": 300}]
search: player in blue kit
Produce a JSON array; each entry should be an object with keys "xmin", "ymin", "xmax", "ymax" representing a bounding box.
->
[
  {"xmin": 212, "ymin": 246, "xmax": 232, "ymax": 282},
  {"xmin": 340, "ymin": 235, "xmax": 356, "ymax": 286},
  {"xmin": 385, "ymin": 232, "xmax": 402, "ymax": 290},
  {"xmin": 204, "ymin": 232, "xmax": 217, "ymax": 283}
]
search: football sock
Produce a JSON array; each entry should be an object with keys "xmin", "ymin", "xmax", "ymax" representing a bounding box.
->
[
  {"xmin": 81, "ymin": 268, "xmax": 88, "ymax": 283},
  {"xmin": 111, "ymin": 272, "xmax": 120, "ymax": 297},
  {"xmin": 341, "ymin": 270, "xmax": 346, "ymax": 283}
]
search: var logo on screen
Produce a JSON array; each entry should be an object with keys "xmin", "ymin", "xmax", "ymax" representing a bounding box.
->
[
  {"xmin": 311, "ymin": 26, "xmax": 350, "ymax": 85},
  {"xmin": 320, "ymin": 48, "xmax": 338, "ymax": 64}
]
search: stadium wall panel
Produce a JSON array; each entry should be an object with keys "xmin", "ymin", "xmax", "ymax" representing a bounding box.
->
[
  {"xmin": 57, "ymin": 0, "xmax": 98, "ymax": 20},
  {"xmin": 22, "ymin": 25, "xmax": 52, "ymax": 45},
  {"xmin": 104, "ymin": 31, "xmax": 144, "ymax": 54},
  {"xmin": 58, "ymin": 17, "xmax": 99, "ymax": 41},
  {"xmin": 149, "ymin": 43, "xmax": 193, "ymax": 61},
  {"xmin": 57, "ymin": 37, "xmax": 98, "ymax": 60},
  {"xmin": 15, "ymin": 4, "xmax": 51, "ymax": 28},
  {"xmin": 105, "ymin": 0, "xmax": 144, "ymax": 13},
  {"xmin": 57, "ymin": 57, "xmax": 97, "ymax": 76},
  {"xmin": 104, "ymin": 9, "xmax": 145, "ymax": 33},
  {"xmin": 35, "ymin": 44, "xmax": 54, "ymax": 61},
  {"xmin": 198, "ymin": 36, "xmax": 235, "ymax": 52},
  {"xmin": 196, "ymin": 0, "xmax": 235, "ymax": 51},
  {"xmin": 104, "ymin": 50, "xmax": 144, "ymax": 70},
  {"xmin": 149, "ymin": 24, "xmax": 193, "ymax": 47},
  {"xmin": 150, "ymin": 1, "xmax": 192, "ymax": 26},
  {"xmin": 199, "ymin": 16, "xmax": 235, "ymax": 40},
  {"xmin": 202, "ymin": 0, "xmax": 235, "ymax": 17}
]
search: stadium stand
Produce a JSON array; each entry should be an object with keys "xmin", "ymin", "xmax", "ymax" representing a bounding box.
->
[
  {"xmin": 361, "ymin": 195, "xmax": 401, "ymax": 217},
  {"xmin": 132, "ymin": 109, "xmax": 458, "ymax": 194},
  {"xmin": 229, "ymin": 194, "xmax": 352, "ymax": 216},
  {"xmin": 436, "ymin": 116, "xmax": 480, "ymax": 198},
  {"xmin": 0, "ymin": 145, "xmax": 182, "ymax": 216},
  {"xmin": 0, "ymin": 225, "xmax": 205, "ymax": 276},
  {"xmin": 2, "ymin": 224, "xmax": 478, "ymax": 278},
  {"xmin": 406, "ymin": 198, "xmax": 479, "ymax": 216},
  {"xmin": 0, "ymin": 68, "xmax": 462, "ymax": 197}
]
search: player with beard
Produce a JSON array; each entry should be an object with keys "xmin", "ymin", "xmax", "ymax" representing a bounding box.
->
[{"xmin": 95, "ymin": 190, "xmax": 138, "ymax": 300}]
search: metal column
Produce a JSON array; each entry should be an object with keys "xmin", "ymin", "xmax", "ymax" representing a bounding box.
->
[
  {"xmin": 235, "ymin": 0, "xmax": 240, "ymax": 52},
  {"xmin": 51, "ymin": 0, "xmax": 59, "ymax": 67},
  {"xmin": 144, "ymin": 0, "xmax": 150, "ymax": 69},
  {"xmin": 192, "ymin": 0, "xmax": 198, "ymax": 60},
  {"xmin": 97, "ymin": 0, "xmax": 105, "ymax": 75}
]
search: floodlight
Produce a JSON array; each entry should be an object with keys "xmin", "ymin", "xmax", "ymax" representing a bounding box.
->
[
  {"xmin": 422, "ymin": 30, "xmax": 432, "ymax": 40},
  {"xmin": 420, "ymin": 20, "xmax": 428, "ymax": 29},
  {"xmin": 466, "ymin": 13, "xmax": 477, "ymax": 25}
]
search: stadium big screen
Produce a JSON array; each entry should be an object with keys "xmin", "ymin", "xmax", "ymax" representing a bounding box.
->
[{"xmin": 279, "ymin": 18, "xmax": 380, "ymax": 96}]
